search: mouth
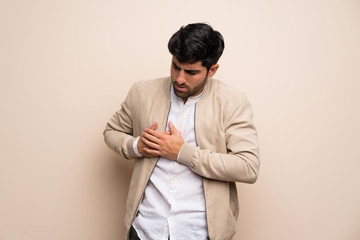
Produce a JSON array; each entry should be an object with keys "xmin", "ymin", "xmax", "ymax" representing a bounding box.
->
[{"xmin": 174, "ymin": 84, "xmax": 188, "ymax": 92}]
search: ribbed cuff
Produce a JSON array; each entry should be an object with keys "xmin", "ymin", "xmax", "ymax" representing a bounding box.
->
[
  {"xmin": 132, "ymin": 137, "xmax": 142, "ymax": 157},
  {"xmin": 125, "ymin": 137, "xmax": 140, "ymax": 159},
  {"xmin": 177, "ymin": 143, "xmax": 196, "ymax": 168},
  {"xmin": 176, "ymin": 144, "xmax": 184, "ymax": 161}
]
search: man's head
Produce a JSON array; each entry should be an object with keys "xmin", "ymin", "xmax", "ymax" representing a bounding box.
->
[
  {"xmin": 168, "ymin": 23, "xmax": 225, "ymax": 70},
  {"xmin": 168, "ymin": 23, "xmax": 224, "ymax": 100}
]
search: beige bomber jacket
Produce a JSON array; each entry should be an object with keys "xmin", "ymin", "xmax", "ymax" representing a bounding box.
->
[{"xmin": 104, "ymin": 77, "xmax": 260, "ymax": 240}]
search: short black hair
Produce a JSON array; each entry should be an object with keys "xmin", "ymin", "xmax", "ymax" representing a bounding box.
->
[{"xmin": 168, "ymin": 23, "xmax": 225, "ymax": 70}]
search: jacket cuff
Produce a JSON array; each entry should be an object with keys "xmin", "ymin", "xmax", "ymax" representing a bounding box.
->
[
  {"xmin": 177, "ymin": 143, "xmax": 196, "ymax": 167},
  {"xmin": 132, "ymin": 137, "xmax": 143, "ymax": 157},
  {"xmin": 126, "ymin": 137, "xmax": 139, "ymax": 159}
]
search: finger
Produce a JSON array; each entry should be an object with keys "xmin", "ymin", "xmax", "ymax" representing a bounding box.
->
[
  {"xmin": 145, "ymin": 128, "xmax": 164, "ymax": 138},
  {"xmin": 141, "ymin": 136, "xmax": 160, "ymax": 150},
  {"xmin": 168, "ymin": 121, "xmax": 179, "ymax": 135},
  {"xmin": 142, "ymin": 131, "xmax": 160, "ymax": 144},
  {"xmin": 143, "ymin": 147, "xmax": 160, "ymax": 155},
  {"xmin": 139, "ymin": 138, "xmax": 157, "ymax": 150},
  {"xmin": 149, "ymin": 122, "xmax": 158, "ymax": 130}
]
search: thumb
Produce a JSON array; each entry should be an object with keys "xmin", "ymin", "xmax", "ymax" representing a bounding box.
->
[{"xmin": 168, "ymin": 121, "xmax": 179, "ymax": 135}]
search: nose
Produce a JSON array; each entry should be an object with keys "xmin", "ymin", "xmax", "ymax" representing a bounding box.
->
[{"xmin": 176, "ymin": 70, "xmax": 186, "ymax": 85}]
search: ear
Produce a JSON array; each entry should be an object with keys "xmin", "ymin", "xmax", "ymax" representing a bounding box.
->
[{"xmin": 208, "ymin": 64, "xmax": 219, "ymax": 78}]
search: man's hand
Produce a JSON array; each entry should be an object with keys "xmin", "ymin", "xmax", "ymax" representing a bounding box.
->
[
  {"xmin": 141, "ymin": 121, "xmax": 184, "ymax": 161},
  {"xmin": 137, "ymin": 122, "xmax": 159, "ymax": 158}
]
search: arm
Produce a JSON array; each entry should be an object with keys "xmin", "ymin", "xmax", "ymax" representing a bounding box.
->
[
  {"xmin": 142, "ymin": 93, "xmax": 260, "ymax": 183},
  {"xmin": 103, "ymin": 83, "xmax": 164, "ymax": 159},
  {"xmin": 103, "ymin": 85, "xmax": 139, "ymax": 160},
  {"xmin": 178, "ymin": 93, "xmax": 260, "ymax": 183}
]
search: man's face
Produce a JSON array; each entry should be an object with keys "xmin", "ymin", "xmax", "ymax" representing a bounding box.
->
[{"xmin": 170, "ymin": 56, "xmax": 218, "ymax": 100}]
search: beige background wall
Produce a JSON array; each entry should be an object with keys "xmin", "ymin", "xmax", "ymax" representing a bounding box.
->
[{"xmin": 1, "ymin": 0, "xmax": 359, "ymax": 239}]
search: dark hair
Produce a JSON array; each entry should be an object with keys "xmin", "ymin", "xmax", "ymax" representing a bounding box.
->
[{"xmin": 168, "ymin": 23, "xmax": 225, "ymax": 70}]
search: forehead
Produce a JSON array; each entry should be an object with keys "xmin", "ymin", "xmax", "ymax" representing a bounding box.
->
[{"xmin": 172, "ymin": 56, "xmax": 204, "ymax": 69}]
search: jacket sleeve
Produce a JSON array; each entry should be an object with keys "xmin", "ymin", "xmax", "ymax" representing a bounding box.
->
[
  {"xmin": 177, "ymin": 93, "xmax": 260, "ymax": 183},
  {"xmin": 103, "ymin": 84, "xmax": 139, "ymax": 160}
]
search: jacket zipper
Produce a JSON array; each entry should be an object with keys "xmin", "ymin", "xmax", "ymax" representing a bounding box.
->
[
  {"xmin": 194, "ymin": 103, "xmax": 210, "ymax": 240},
  {"xmin": 194, "ymin": 103, "xmax": 199, "ymax": 146},
  {"xmin": 194, "ymin": 102, "xmax": 210, "ymax": 239}
]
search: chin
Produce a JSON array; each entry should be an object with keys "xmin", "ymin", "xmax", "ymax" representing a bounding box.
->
[{"xmin": 174, "ymin": 90, "xmax": 189, "ymax": 99}]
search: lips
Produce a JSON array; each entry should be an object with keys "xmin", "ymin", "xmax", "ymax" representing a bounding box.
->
[{"xmin": 174, "ymin": 84, "xmax": 188, "ymax": 92}]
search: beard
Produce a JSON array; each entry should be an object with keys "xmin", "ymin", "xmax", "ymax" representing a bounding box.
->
[{"xmin": 172, "ymin": 74, "xmax": 208, "ymax": 99}]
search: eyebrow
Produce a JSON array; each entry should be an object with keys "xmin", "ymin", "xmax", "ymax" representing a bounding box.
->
[{"xmin": 172, "ymin": 61, "xmax": 201, "ymax": 74}]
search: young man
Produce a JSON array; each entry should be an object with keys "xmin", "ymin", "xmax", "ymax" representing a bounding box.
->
[{"xmin": 104, "ymin": 23, "xmax": 260, "ymax": 240}]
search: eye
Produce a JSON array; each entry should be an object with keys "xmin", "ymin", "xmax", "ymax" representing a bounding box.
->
[
  {"xmin": 186, "ymin": 70, "xmax": 198, "ymax": 76},
  {"xmin": 173, "ymin": 63, "xmax": 181, "ymax": 71}
]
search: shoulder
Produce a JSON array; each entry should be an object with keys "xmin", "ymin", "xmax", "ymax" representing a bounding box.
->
[
  {"xmin": 131, "ymin": 77, "xmax": 170, "ymax": 90},
  {"xmin": 128, "ymin": 77, "xmax": 171, "ymax": 97},
  {"xmin": 206, "ymin": 79, "xmax": 253, "ymax": 121},
  {"xmin": 208, "ymin": 78, "xmax": 249, "ymax": 104}
]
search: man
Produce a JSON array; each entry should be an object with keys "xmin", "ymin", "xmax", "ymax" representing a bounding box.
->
[{"xmin": 104, "ymin": 23, "xmax": 260, "ymax": 240}]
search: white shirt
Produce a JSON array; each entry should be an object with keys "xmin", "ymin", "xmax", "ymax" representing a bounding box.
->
[{"xmin": 132, "ymin": 85, "xmax": 208, "ymax": 240}]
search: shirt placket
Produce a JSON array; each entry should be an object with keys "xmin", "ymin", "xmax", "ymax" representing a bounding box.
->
[{"xmin": 168, "ymin": 103, "xmax": 188, "ymax": 238}]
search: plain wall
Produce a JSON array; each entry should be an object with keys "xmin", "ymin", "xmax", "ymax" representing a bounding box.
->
[{"xmin": 1, "ymin": 0, "xmax": 359, "ymax": 239}]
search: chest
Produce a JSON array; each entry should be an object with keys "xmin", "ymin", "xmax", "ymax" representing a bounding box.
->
[{"xmin": 133, "ymin": 95, "xmax": 228, "ymax": 153}]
